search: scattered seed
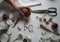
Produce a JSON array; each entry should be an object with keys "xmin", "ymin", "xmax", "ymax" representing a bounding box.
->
[
  {"xmin": 39, "ymin": 18, "xmax": 42, "ymax": 22},
  {"xmin": 17, "ymin": 27, "xmax": 21, "ymax": 31},
  {"xmin": 24, "ymin": 29, "xmax": 26, "ymax": 31},
  {"xmin": 45, "ymin": 21, "xmax": 49, "ymax": 25},
  {"xmin": 43, "ymin": 18, "xmax": 46, "ymax": 22},
  {"xmin": 36, "ymin": 16, "xmax": 38, "ymax": 19},
  {"xmin": 45, "ymin": 32, "xmax": 46, "ymax": 34},
  {"xmin": 23, "ymin": 38, "xmax": 27, "ymax": 42}
]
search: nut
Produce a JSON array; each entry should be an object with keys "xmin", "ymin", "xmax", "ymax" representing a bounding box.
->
[
  {"xmin": 3, "ymin": 13, "xmax": 9, "ymax": 21},
  {"xmin": 51, "ymin": 22, "xmax": 58, "ymax": 29}
]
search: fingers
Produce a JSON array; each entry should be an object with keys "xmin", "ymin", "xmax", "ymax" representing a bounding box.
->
[
  {"xmin": 19, "ymin": 9, "xmax": 25, "ymax": 17},
  {"xmin": 19, "ymin": 6, "xmax": 31, "ymax": 12}
]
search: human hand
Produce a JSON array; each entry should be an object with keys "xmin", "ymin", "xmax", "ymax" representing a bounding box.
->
[{"xmin": 17, "ymin": 6, "xmax": 31, "ymax": 17}]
